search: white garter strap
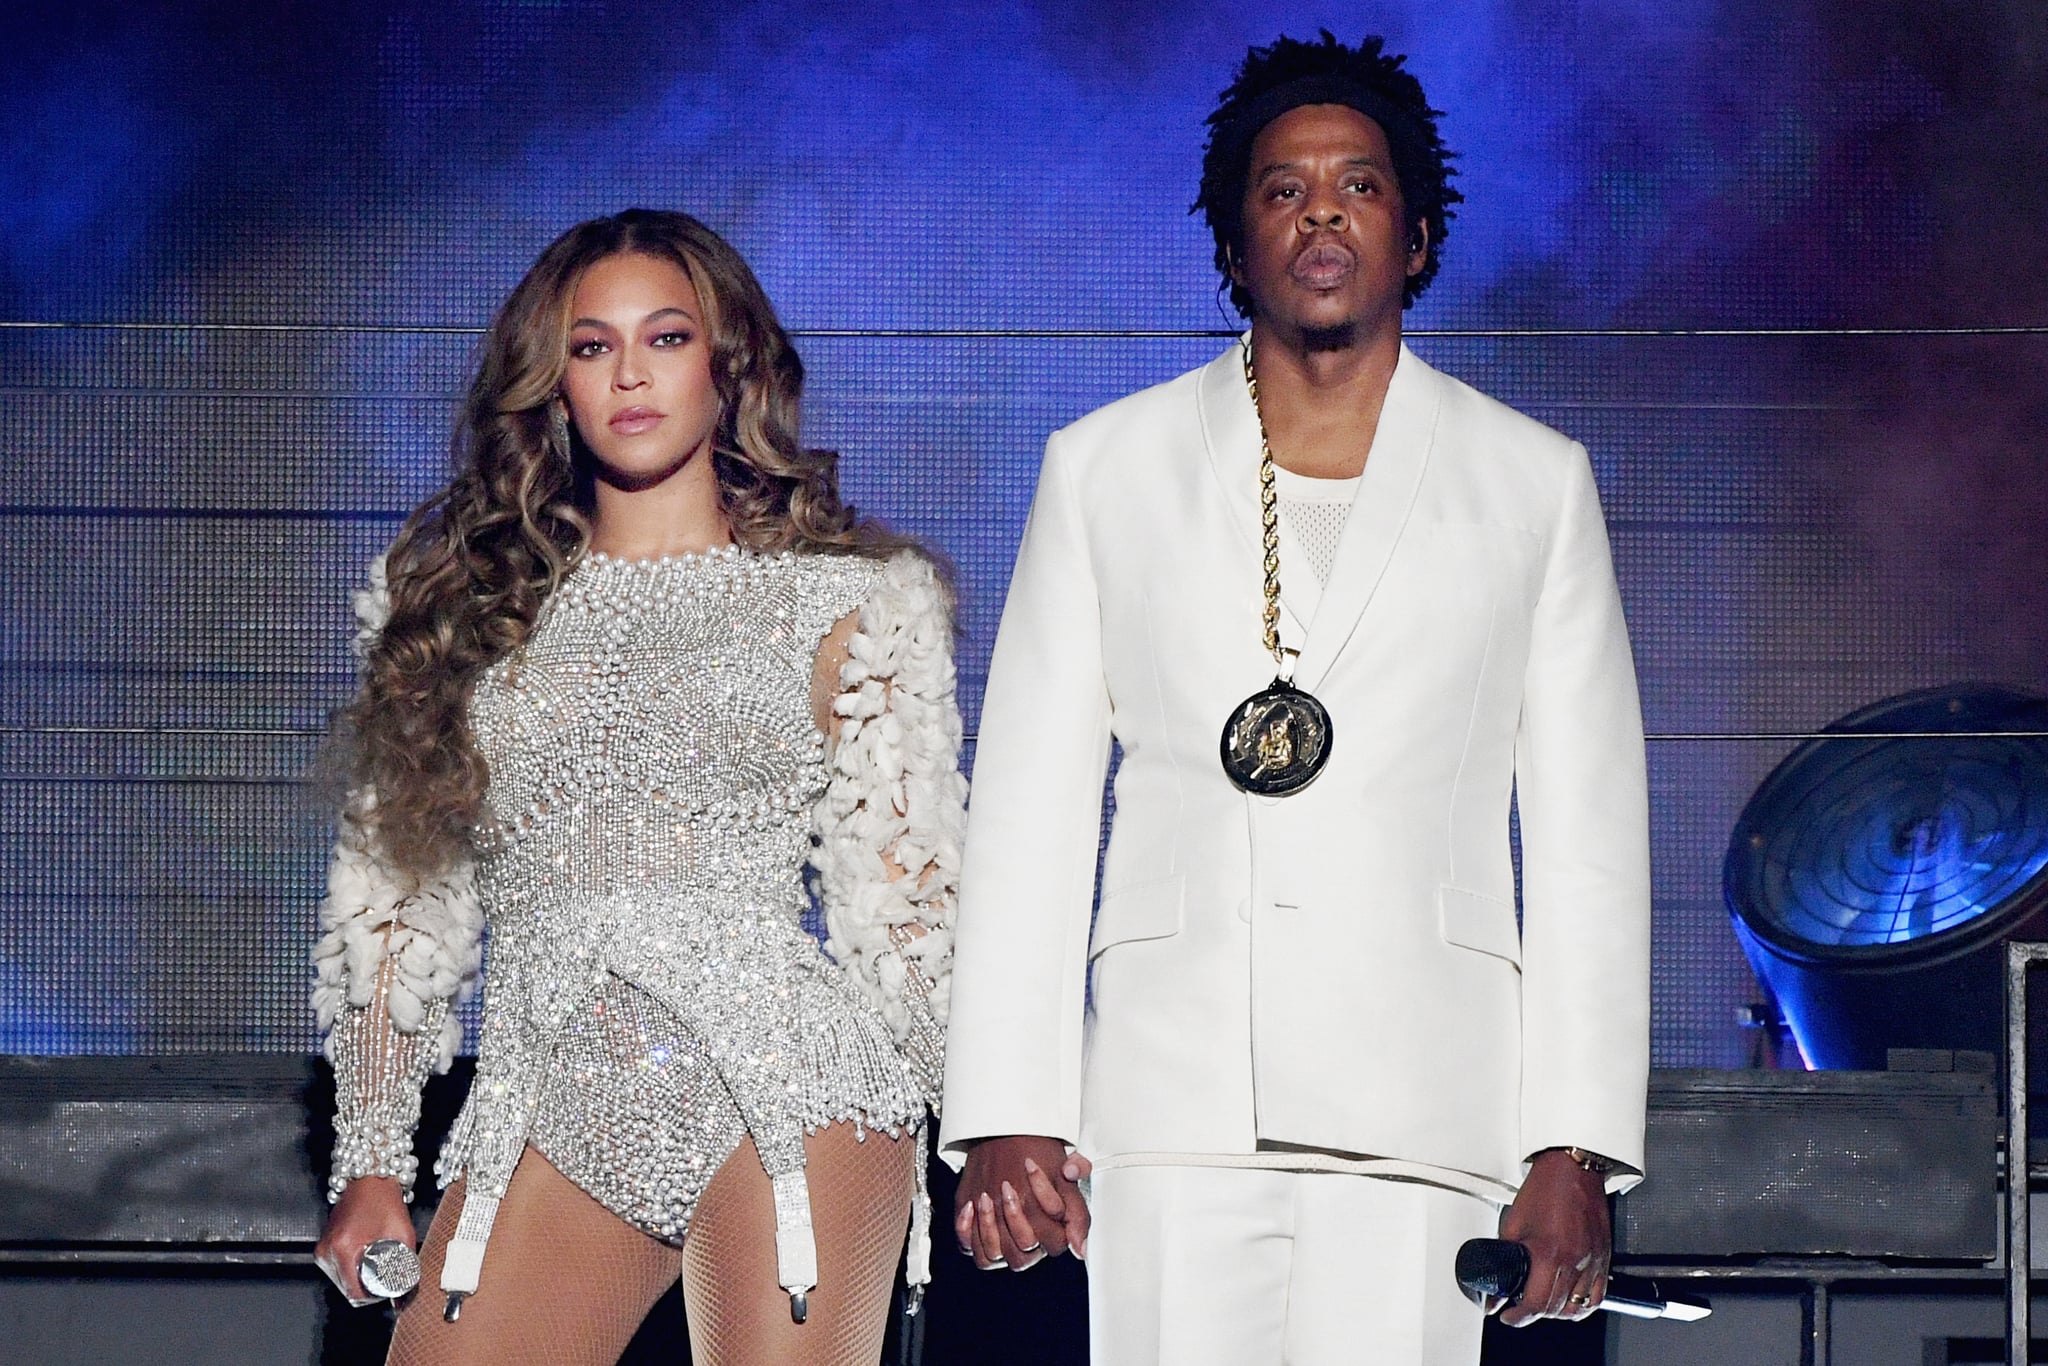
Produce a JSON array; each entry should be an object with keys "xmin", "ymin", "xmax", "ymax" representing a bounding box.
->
[
  {"xmin": 906, "ymin": 1147, "xmax": 933, "ymax": 1294},
  {"xmin": 772, "ymin": 1169, "xmax": 819, "ymax": 1322},
  {"xmin": 437, "ymin": 1190, "xmax": 501, "ymax": 1321}
]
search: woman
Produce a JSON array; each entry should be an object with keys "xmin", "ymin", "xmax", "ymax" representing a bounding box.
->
[{"xmin": 311, "ymin": 209, "xmax": 963, "ymax": 1366}]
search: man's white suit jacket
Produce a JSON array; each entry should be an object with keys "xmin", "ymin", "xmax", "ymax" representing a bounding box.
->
[{"xmin": 940, "ymin": 341, "xmax": 1651, "ymax": 1200}]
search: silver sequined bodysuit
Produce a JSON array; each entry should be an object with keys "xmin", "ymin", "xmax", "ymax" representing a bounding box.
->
[{"xmin": 315, "ymin": 545, "xmax": 962, "ymax": 1311}]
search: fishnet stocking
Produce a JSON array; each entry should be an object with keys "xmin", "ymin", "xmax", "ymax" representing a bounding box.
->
[
  {"xmin": 386, "ymin": 1125, "xmax": 912, "ymax": 1366},
  {"xmin": 683, "ymin": 1125, "xmax": 914, "ymax": 1366},
  {"xmin": 389, "ymin": 1147, "xmax": 683, "ymax": 1366}
]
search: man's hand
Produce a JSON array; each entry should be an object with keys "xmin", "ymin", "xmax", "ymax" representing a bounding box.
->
[
  {"xmin": 1492, "ymin": 1149, "xmax": 1610, "ymax": 1325},
  {"xmin": 953, "ymin": 1135, "xmax": 1092, "ymax": 1272},
  {"xmin": 314, "ymin": 1176, "xmax": 416, "ymax": 1306}
]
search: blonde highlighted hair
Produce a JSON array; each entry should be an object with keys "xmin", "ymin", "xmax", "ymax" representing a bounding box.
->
[{"xmin": 347, "ymin": 209, "xmax": 917, "ymax": 883}]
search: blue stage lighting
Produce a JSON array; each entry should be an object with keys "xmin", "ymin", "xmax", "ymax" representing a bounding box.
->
[{"xmin": 1726, "ymin": 685, "xmax": 2048, "ymax": 1071}]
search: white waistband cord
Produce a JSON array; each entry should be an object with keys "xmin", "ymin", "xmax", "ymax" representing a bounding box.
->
[
  {"xmin": 438, "ymin": 1191, "xmax": 501, "ymax": 1322},
  {"xmin": 772, "ymin": 1169, "xmax": 819, "ymax": 1324}
]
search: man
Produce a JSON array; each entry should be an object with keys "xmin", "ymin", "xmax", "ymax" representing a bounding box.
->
[{"xmin": 941, "ymin": 31, "xmax": 1650, "ymax": 1365}]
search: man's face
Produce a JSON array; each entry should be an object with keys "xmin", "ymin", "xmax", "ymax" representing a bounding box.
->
[{"xmin": 1232, "ymin": 102, "xmax": 1427, "ymax": 343}]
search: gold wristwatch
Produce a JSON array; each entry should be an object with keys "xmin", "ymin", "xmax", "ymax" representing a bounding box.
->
[{"xmin": 1563, "ymin": 1146, "xmax": 1619, "ymax": 1177}]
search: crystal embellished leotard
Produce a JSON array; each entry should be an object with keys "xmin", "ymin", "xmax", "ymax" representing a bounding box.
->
[{"xmin": 314, "ymin": 545, "xmax": 963, "ymax": 1312}]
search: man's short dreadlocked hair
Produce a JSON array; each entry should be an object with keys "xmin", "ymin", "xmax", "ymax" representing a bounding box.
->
[{"xmin": 1195, "ymin": 31, "xmax": 1461, "ymax": 315}]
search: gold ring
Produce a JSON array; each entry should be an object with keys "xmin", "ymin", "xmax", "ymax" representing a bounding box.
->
[{"xmin": 1568, "ymin": 1293, "xmax": 1591, "ymax": 1306}]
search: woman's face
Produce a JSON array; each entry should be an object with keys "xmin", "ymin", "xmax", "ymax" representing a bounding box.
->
[{"xmin": 560, "ymin": 251, "xmax": 720, "ymax": 490}]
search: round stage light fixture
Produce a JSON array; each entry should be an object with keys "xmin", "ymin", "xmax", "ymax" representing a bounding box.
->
[{"xmin": 1725, "ymin": 684, "xmax": 2048, "ymax": 1071}]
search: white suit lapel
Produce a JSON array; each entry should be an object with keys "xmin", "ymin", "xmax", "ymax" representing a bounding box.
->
[
  {"xmin": 1196, "ymin": 340, "xmax": 1321, "ymax": 642},
  {"xmin": 1292, "ymin": 344, "xmax": 1441, "ymax": 693}
]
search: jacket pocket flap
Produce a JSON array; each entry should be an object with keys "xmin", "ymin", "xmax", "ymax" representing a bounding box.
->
[
  {"xmin": 1438, "ymin": 885, "xmax": 1522, "ymax": 969},
  {"xmin": 1089, "ymin": 874, "xmax": 1186, "ymax": 960}
]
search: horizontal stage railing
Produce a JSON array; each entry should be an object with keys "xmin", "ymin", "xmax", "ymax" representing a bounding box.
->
[{"xmin": 5, "ymin": 320, "xmax": 2048, "ymax": 338}]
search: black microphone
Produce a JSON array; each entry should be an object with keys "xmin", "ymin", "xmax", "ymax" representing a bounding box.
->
[{"xmin": 1455, "ymin": 1239, "xmax": 1711, "ymax": 1322}]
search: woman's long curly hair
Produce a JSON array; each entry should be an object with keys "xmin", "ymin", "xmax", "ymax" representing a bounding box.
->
[{"xmin": 347, "ymin": 208, "xmax": 917, "ymax": 885}]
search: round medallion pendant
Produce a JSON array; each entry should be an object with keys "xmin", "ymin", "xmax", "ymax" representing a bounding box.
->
[{"xmin": 1220, "ymin": 678, "xmax": 1334, "ymax": 796}]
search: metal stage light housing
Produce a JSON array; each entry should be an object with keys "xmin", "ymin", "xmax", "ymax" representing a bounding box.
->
[{"xmin": 1725, "ymin": 684, "xmax": 2048, "ymax": 1073}]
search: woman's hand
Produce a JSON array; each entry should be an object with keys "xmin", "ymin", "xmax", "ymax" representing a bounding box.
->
[
  {"xmin": 314, "ymin": 1176, "xmax": 416, "ymax": 1307},
  {"xmin": 954, "ymin": 1136, "xmax": 1092, "ymax": 1271}
]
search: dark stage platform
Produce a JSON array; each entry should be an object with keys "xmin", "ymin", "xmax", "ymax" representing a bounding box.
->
[{"xmin": 1, "ymin": 1054, "xmax": 2037, "ymax": 1365}]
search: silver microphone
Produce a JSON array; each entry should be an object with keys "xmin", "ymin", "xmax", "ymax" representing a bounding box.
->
[{"xmin": 358, "ymin": 1238, "xmax": 422, "ymax": 1300}]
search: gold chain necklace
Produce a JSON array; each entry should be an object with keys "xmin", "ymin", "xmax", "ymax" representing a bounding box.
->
[
  {"xmin": 1245, "ymin": 340, "xmax": 1286, "ymax": 669},
  {"xmin": 1218, "ymin": 337, "xmax": 1336, "ymax": 796}
]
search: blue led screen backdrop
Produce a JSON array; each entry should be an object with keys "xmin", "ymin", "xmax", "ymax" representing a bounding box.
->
[{"xmin": 1, "ymin": 1, "xmax": 2044, "ymax": 1066}]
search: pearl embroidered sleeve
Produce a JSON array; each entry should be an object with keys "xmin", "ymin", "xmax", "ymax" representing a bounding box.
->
[
  {"xmin": 810, "ymin": 551, "xmax": 966, "ymax": 1106},
  {"xmin": 309, "ymin": 557, "xmax": 484, "ymax": 1201}
]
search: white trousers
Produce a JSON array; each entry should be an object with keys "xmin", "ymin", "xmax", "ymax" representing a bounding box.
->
[{"xmin": 1085, "ymin": 1164, "xmax": 1498, "ymax": 1366}]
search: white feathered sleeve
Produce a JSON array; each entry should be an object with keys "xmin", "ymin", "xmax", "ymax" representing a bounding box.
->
[
  {"xmin": 309, "ymin": 555, "xmax": 484, "ymax": 1201},
  {"xmin": 811, "ymin": 550, "xmax": 966, "ymax": 1107}
]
